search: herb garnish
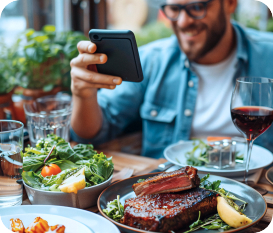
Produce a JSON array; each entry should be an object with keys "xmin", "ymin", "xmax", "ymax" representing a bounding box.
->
[
  {"xmin": 176, "ymin": 140, "xmax": 244, "ymax": 166},
  {"xmin": 184, "ymin": 174, "xmax": 248, "ymax": 232},
  {"xmin": 103, "ymin": 195, "xmax": 124, "ymax": 221}
]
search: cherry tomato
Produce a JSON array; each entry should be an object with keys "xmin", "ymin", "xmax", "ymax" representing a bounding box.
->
[{"xmin": 41, "ymin": 164, "xmax": 62, "ymax": 177}]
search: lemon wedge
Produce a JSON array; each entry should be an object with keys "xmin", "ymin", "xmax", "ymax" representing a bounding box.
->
[
  {"xmin": 59, "ymin": 167, "xmax": 86, "ymax": 194},
  {"xmin": 217, "ymin": 196, "xmax": 252, "ymax": 228},
  {"xmin": 59, "ymin": 174, "xmax": 86, "ymax": 194}
]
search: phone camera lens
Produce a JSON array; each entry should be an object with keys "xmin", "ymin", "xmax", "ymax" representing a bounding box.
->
[{"xmin": 93, "ymin": 35, "xmax": 99, "ymax": 40}]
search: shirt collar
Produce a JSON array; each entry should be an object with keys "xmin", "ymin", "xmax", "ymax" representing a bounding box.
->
[{"xmin": 232, "ymin": 21, "xmax": 248, "ymax": 63}]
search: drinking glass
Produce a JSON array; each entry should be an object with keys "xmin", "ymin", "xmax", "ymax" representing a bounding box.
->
[
  {"xmin": 0, "ymin": 120, "xmax": 24, "ymax": 207},
  {"xmin": 24, "ymin": 96, "xmax": 72, "ymax": 146},
  {"xmin": 231, "ymin": 77, "xmax": 273, "ymax": 184}
]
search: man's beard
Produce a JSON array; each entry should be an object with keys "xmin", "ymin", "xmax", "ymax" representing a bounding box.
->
[{"xmin": 175, "ymin": 6, "xmax": 227, "ymax": 61}]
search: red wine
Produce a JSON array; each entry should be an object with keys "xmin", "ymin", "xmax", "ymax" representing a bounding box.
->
[{"xmin": 231, "ymin": 106, "xmax": 273, "ymax": 141}]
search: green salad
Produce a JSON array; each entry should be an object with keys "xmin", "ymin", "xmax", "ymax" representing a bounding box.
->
[
  {"xmin": 22, "ymin": 134, "xmax": 114, "ymax": 192},
  {"xmin": 177, "ymin": 140, "xmax": 244, "ymax": 167}
]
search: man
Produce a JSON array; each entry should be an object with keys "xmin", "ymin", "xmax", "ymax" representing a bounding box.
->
[{"xmin": 70, "ymin": 0, "xmax": 273, "ymax": 158}]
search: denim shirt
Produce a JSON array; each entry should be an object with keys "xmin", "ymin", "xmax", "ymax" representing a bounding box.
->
[{"xmin": 71, "ymin": 22, "xmax": 273, "ymax": 159}]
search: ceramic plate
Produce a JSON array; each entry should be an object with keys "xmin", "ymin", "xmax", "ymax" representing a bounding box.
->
[
  {"xmin": 0, "ymin": 205, "xmax": 119, "ymax": 233},
  {"xmin": 164, "ymin": 141, "xmax": 273, "ymax": 177},
  {"xmin": 98, "ymin": 173, "xmax": 267, "ymax": 233}
]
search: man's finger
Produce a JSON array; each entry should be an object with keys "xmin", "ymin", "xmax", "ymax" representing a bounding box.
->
[
  {"xmin": 77, "ymin": 41, "xmax": 97, "ymax": 54},
  {"xmin": 70, "ymin": 53, "xmax": 108, "ymax": 68},
  {"xmin": 71, "ymin": 66, "xmax": 122, "ymax": 85},
  {"xmin": 72, "ymin": 77, "xmax": 117, "ymax": 90}
]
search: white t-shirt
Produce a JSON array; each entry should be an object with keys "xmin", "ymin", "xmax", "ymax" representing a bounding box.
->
[{"xmin": 190, "ymin": 49, "xmax": 242, "ymax": 139}]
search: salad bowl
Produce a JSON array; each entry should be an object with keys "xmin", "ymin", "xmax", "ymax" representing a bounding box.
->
[
  {"xmin": 24, "ymin": 174, "xmax": 112, "ymax": 209},
  {"xmin": 22, "ymin": 134, "xmax": 114, "ymax": 209}
]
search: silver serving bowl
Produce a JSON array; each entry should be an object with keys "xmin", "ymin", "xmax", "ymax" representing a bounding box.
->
[{"xmin": 23, "ymin": 175, "xmax": 112, "ymax": 209}]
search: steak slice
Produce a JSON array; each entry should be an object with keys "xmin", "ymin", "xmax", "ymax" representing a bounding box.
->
[
  {"xmin": 132, "ymin": 166, "xmax": 200, "ymax": 196},
  {"xmin": 121, "ymin": 188, "xmax": 217, "ymax": 232}
]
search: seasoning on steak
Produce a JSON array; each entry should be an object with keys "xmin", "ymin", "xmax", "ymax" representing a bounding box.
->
[
  {"xmin": 121, "ymin": 188, "xmax": 217, "ymax": 232},
  {"xmin": 132, "ymin": 166, "xmax": 200, "ymax": 196}
]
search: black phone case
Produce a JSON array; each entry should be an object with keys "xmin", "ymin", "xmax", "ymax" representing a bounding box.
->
[{"xmin": 89, "ymin": 29, "xmax": 143, "ymax": 82}]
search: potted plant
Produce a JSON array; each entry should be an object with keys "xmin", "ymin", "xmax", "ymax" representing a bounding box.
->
[
  {"xmin": 13, "ymin": 25, "xmax": 87, "ymax": 98},
  {"xmin": 0, "ymin": 41, "xmax": 17, "ymax": 119},
  {"xmin": 10, "ymin": 26, "xmax": 87, "ymax": 123}
]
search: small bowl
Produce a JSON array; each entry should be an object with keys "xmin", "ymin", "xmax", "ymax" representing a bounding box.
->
[{"xmin": 23, "ymin": 175, "xmax": 112, "ymax": 209}]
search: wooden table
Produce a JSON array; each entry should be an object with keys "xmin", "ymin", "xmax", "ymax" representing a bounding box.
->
[{"xmin": 22, "ymin": 150, "xmax": 273, "ymax": 233}]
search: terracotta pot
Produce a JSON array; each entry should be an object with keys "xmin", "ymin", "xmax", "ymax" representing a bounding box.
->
[
  {"xmin": 0, "ymin": 91, "xmax": 15, "ymax": 120},
  {"xmin": 12, "ymin": 86, "xmax": 63, "ymax": 124},
  {"xmin": 22, "ymin": 86, "xmax": 62, "ymax": 99}
]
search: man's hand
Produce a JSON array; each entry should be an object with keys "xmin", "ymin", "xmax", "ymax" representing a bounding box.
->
[{"xmin": 70, "ymin": 41, "xmax": 122, "ymax": 99}]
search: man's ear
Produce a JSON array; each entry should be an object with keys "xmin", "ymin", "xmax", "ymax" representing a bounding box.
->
[{"xmin": 224, "ymin": 0, "xmax": 238, "ymax": 14}]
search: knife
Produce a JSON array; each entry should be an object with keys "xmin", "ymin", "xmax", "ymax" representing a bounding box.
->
[{"xmin": 150, "ymin": 161, "xmax": 174, "ymax": 173}]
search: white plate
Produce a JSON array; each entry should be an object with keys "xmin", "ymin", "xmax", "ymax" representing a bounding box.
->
[
  {"xmin": 0, "ymin": 205, "xmax": 120, "ymax": 233},
  {"xmin": 1, "ymin": 213, "xmax": 92, "ymax": 233},
  {"xmin": 164, "ymin": 141, "xmax": 273, "ymax": 177}
]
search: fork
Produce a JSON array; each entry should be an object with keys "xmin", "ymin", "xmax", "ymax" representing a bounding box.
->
[{"xmin": 112, "ymin": 167, "xmax": 134, "ymax": 183}]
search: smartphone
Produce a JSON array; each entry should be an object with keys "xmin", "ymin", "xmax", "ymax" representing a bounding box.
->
[{"xmin": 89, "ymin": 29, "xmax": 143, "ymax": 82}]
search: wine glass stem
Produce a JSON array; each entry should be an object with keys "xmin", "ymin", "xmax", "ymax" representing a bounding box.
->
[{"xmin": 244, "ymin": 139, "xmax": 254, "ymax": 184}]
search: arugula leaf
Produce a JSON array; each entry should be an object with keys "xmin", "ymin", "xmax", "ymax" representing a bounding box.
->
[
  {"xmin": 41, "ymin": 169, "xmax": 69, "ymax": 186},
  {"xmin": 49, "ymin": 184, "xmax": 61, "ymax": 192},
  {"xmin": 103, "ymin": 195, "xmax": 124, "ymax": 222},
  {"xmin": 185, "ymin": 140, "xmax": 210, "ymax": 166},
  {"xmin": 212, "ymin": 180, "xmax": 221, "ymax": 190},
  {"xmin": 200, "ymin": 174, "xmax": 210, "ymax": 183},
  {"xmin": 200, "ymin": 174, "xmax": 221, "ymax": 192},
  {"xmin": 189, "ymin": 212, "xmax": 203, "ymax": 229},
  {"xmin": 184, "ymin": 214, "xmax": 221, "ymax": 233},
  {"xmin": 85, "ymin": 182, "xmax": 92, "ymax": 187}
]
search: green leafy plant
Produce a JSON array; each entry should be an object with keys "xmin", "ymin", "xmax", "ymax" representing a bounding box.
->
[
  {"xmin": 267, "ymin": 18, "xmax": 273, "ymax": 32},
  {"xmin": 0, "ymin": 40, "xmax": 18, "ymax": 94},
  {"xmin": 135, "ymin": 21, "xmax": 173, "ymax": 47},
  {"xmin": 13, "ymin": 25, "xmax": 87, "ymax": 91}
]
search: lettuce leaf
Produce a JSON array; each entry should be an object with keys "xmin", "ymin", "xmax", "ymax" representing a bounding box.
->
[
  {"xmin": 23, "ymin": 154, "xmax": 47, "ymax": 172},
  {"xmin": 22, "ymin": 171, "xmax": 49, "ymax": 191}
]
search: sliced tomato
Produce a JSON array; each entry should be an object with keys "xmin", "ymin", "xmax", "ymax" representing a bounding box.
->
[{"xmin": 41, "ymin": 164, "xmax": 62, "ymax": 177}]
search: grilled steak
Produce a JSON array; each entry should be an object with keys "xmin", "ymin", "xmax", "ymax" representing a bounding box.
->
[
  {"xmin": 121, "ymin": 188, "xmax": 217, "ymax": 232},
  {"xmin": 133, "ymin": 166, "xmax": 200, "ymax": 196}
]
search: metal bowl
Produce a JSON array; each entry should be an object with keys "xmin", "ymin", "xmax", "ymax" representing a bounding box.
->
[{"xmin": 24, "ymin": 175, "xmax": 112, "ymax": 209}]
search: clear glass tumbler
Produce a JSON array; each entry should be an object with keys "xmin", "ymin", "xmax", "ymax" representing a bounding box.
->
[
  {"xmin": 0, "ymin": 120, "xmax": 24, "ymax": 207},
  {"xmin": 24, "ymin": 97, "xmax": 72, "ymax": 146}
]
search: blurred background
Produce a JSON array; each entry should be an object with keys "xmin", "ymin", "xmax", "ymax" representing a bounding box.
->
[
  {"xmin": 0, "ymin": 0, "xmax": 272, "ymax": 46},
  {"xmin": 0, "ymin": 0, "xmax": 272, "ymax": 123}
]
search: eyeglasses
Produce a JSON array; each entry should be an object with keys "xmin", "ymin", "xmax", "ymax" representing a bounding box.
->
[{"xmin": 161, "ymin": 0, "xmax": 215, "ymax": 21}]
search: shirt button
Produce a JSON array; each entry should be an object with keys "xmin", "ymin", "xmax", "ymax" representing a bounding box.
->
[
  {"xmin": 184, "ymin": 109, "xmax": 192, "ymax": 117},
  {"xmin": 184, "ymin": 60, "xmax": 190, "ymax": 68},
  {"xmin": 150, "ymin": 110, "xmax": 158, "ymax": 117},
  {"xmin": 188, "ymin": 80, "xmax": 194, "ymax": 87}
]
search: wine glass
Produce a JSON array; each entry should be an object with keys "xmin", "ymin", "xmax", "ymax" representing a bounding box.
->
[{"xmin": 231, "ymin": 77, "xmax": 273, "ymax": 184}]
